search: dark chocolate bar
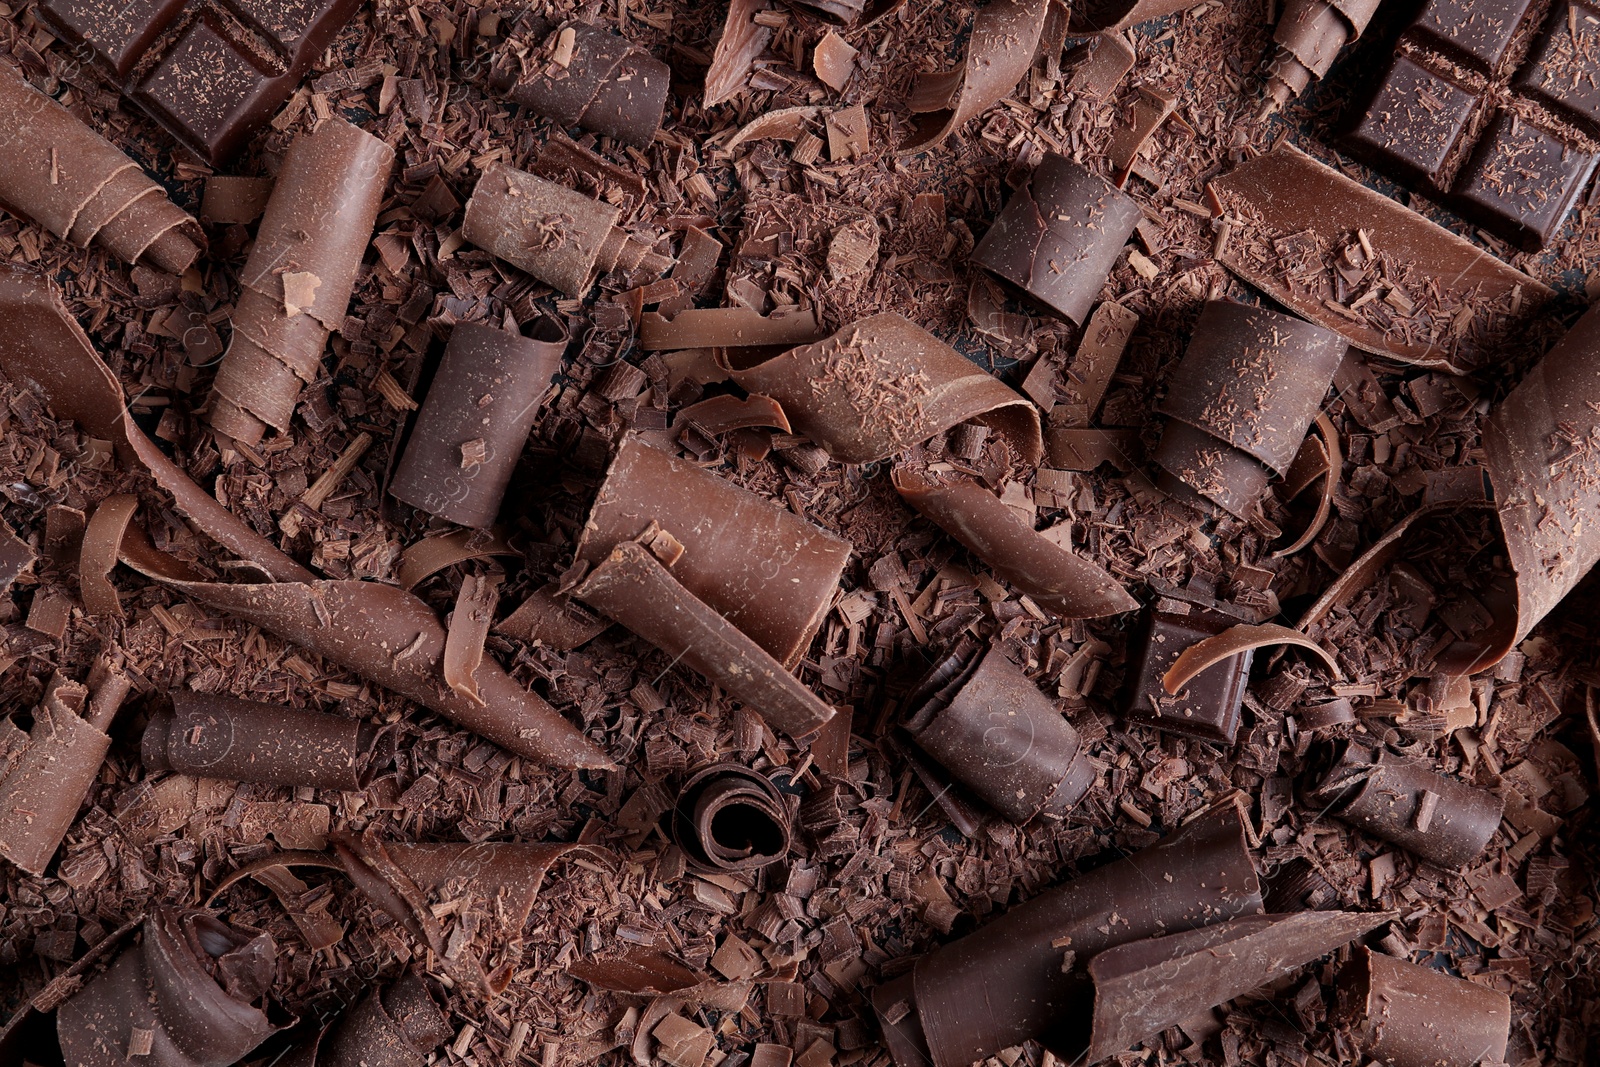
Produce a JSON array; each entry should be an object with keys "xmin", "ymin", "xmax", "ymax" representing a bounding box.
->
[
  {"xmin": 671, "ymin": 764, "xmax": 793, "ymax": 872},
  {"xmin": 1336, "ymin": 947, "xmax": 1512, "ymax": 1067},
  {"xmin": 1126, "ymin": 606, "xmax": 1253, "ymax": 744}
]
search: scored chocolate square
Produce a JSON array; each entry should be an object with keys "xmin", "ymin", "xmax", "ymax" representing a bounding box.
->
[{"xmin": 1125, "ymin": 608, "xmax": 1254, "ymax": 745}]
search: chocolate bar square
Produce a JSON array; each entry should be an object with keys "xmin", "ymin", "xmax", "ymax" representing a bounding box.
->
[
  {"xmin": 1344, "ymin": 54, "xmax": 1479, "ymax": 190},
  {"xmin": 133, "ymin": 15, "xmax": 278, "ymax": 164},
  {"xmin": 1125, "ymin": 609, "xmax": 1253, "ymax": 745},
  {"xmin": 1414, "ymin": 0, "xmax": 1535, "ymax": 73},
  {"xmin": 1515, "ymin": 1, "xmax": 1600, "ymax": 128},
  {"xmin": 40, "ymin": 0, "xmax": 189, "ymax": 77},
  {"xmin": 1454, "ymin": 111, "xmax": 1600, "ymax": 249}
]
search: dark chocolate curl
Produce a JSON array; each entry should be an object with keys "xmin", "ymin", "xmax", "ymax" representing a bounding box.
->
[
  {"xmin": 57, "ymin": 909, "xmax": 282, "ymax": 1067},
  {"xmin": 671, "ymin": 764, "xmax": 792, "ymax": 872},
  {"xmin": 782, "ymin": 0, "xmax": 907, "ymax": 26},
  {"xmin": 905, "ymin": 644, "xmax": 1093, "ymax": 823},
  {"xmin": 0, "ymin": 677, "xmax": 107, "ymax": 875},
  {"xmin": 898, "ymin": 0, "xmax": 1050, "ymax": 154},
  {"xmin": 281, "ymin": 976, "xmax": 451, "ymax": 1067},
  {"xmin": 972, "ymin": 153, "xmax": 1142, "ymax": 325},
  {"xmin": 390, "ymin": 318, "xmax": 566, "ymax": 528},
  {"xmin": 489, "ymin": 19, "xmax": 669, "ymax": 148},
  {"xmin": 143, "ymin": 691, "xmax": 373, "ymax": 792},
  {"xmin": 573, "ymin": 541, "xmax": 837, "ymax": 739},
  {"xmin": 1127, "ymin": 606, "xmax": 1254, "ymax": 744},
  {"xmin": 873, "ymin": 805, "xmax": 1262, "ymax": 1067},
  {"xmin": 1337, "ymin": 947, "xmax": 1512, "ymax": 1067},
  {"xmin": 1262, "ymin": 0, "xmax": 1382, "ymax": 114},
  {"xmin": 1086, "ymin": 910, "xmax": 1392, "ymax": 1061},
  {"xmin": 462, "ymin": 163, "xmax": 627, "ymax": 296},
  {"xmin": 1303, "ymin": 741, "xmax": 1504, "ymax": 870},
  {"xmin": 0, "ymin": 60, "xmax": 202, "ymax": 273},
  {"xmin": 576, "ymin": 436, "xmax": 849, "ymax": 670},
  {"xmin": 1069, "ymin": 0, "xmax": 1203, "ymax": 32},
  {"xmin": 209, "ymin": 118, "xmax": 393, "ymax": 447}
]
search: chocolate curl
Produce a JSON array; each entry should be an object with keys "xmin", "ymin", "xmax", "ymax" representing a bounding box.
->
[
  {"xmin": 142, "ymin": 691, "xmax": 376, "ymax": 792},
  {"xmin": 1261, "ymin": 0, "xmax": 1383, "ymax": 116},
  {"xmin": 640, "ymin": 306, "xmax": 825, "ymax": 350},
  {"xmin": 722, "ymin": 312, "xmax": 1043, "ymax": 465},
  {"xmin": 281, "ymin": 976, "xmax": 451, "ymax": 1067},
  {"xmin": 396, "ymin": 527, "xmax": 519, "ymax": 591},
  {"xmin": 705, "ymin": 0, "xmax": 774, "ymax": 107},
  {"xmin": 1303, "ymin": 741, "xmax": 1504, "ymax": 870},
  {"xmin": 57, "ymin": 909, "xmax": 282, "ymax": 1067},
  {"xmin": 0, "ymin": 675, "xmax": 107, "ymax": 875},
  {"xmin": 576, "ymin": 436, "xmax": 848, "ymax": 669},
  {"xmin": 905, "ymin": 644, "xmax": 1094, "ymax": 823},
  {"xmin": 1154, "ymin": 300, "xmax": 1345, "ymax": 517},
  {"xmin": 671, "ymin": 764, "xmax": 793, "ymax": 872},
  {"xmin": 79, "ymin": 490, "xmax": 139, "ymax": 616},
  {"xmin": 675, "ymin": 393, "xmax": 791, "ymax": 435},
  {"xmin": 442, "ymin": 571, "xmax": 501, "ymax": 703},
  {"xmin": 783, "ymin": 0, "xmax": 908, "ymax": 26},
  {"xmin": 872, "ymin": 805, "xmax": 1262, "ymax": 1067},
  {"xmin": 1085, "ymin": 910, "xmax": 1393, "ymax": 1062},
  {"xmin": 488, "ymin": 18, "xmax": 669, "ymax": 148},
  {"xmin": 0, "ymin": 61, "xmax": 201, "ymax": 274},
  {"xmin": 1163, "ymin": 623, "xmax": 1341, "ymax": 694},
  {"xmin": 1274, "ymin": 411, "xmax": 1340, "ymax": 558},
  {"xmin": 1069, "ymin": 0, "xmax": 1202, "ymax": 32},
  {"xmin": 1336, "ymin": 947, "xmax": 1512, "ymax": 1067},
  {"xmin": 898, "ymin": 0, "xmax": 1052, "ymax": 155},
  {"xmin": 391, "ymin": 318, "xmax": 566, "ymax": 528},
  {"xmin": 208, "ymin": 118, "xmax": 393, "ymax": 447},
  {"xmin": 972, "ymin": 153, "xmax": 1142, "ymax": 325},
  {"xmin": 495, "ymin": 582, "xmax": 612, "ymax": 651},
  {"xmin": 1206, "ymin": 143, "xmax": 1552, "ymax": 374},
  {"xmin": 573, "ymin": 541, "xmax": 837, "ymax": 739},
  {"xmin": 891, "ymin": 465, "xmax": 1138, "ymax": 619}
]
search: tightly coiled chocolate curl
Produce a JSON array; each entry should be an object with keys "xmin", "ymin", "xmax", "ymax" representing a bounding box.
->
[
  {"xmin": 671, "ymin": 764, "xmax": 793, "ymax": 872},
  {"xmin": 208, "ymin": 117, "xmax": 394, "ymax": 447},
  {"xmin": 1261, "ymin": 0, "xmax": 1382, "ymax": 116},
  {"xmin": 489, "ymin": 17, "xmax": 669, "ymax": 148},
  {"xmin": 0, "ymin": 61, "xmax": 202, "ymax": 274}
]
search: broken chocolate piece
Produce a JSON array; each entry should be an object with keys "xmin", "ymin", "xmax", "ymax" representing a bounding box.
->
[
  {"xmin": 1304, "ymin": 741, "xmax": 1505, "ymax": 869},
  {"xmin": 905, "ymin": 644, "xmax": 1094, "ymax": 823},
  {"xmin": 280, "ymin": 976, "xmax": 450, "ymax": 1067},
  {"xmin": 0, "ymin": 676, "xmax": 110, "ymax": 875},
  {"xmin": 1069, "ymin": 0, "xmax": 1203, "ymax": 32},
  {"xmin": 0, "ymin": 60, "xmax": 202, "ymax": 273},
  {"xmin": 899, "ymin": 0, "xmax": 1052, "ymax": 154},
  {"xmin": 1127, "ymin": 607, "xmax": 1253, "ymax": 744},
  {"xmin": 142, "ymin": 691, "xmax": 375, "ymax": 792},
  {"xmin": 1154, "ymin": 300, "xmax": 1345, "ymax": 518},
  {"xmin": 972, "ymin": 153, "xmax": 1140, "ymax": 326},
  {"xmin": 705, "ymin": 0, "xmax": 773, "ymax": 107},
  {"xmin": 0, "ymin": 521, "xmax": 35, "ymax": 597},
  {"xmin": 1337, "ymin": 947, "xmax": 1511, "ymax": 1067},
  {"xmin": 1261, "ymin": 0, "xmax": 1383, "ymax": 114},
  {"xmin": 390, "ymin": 318, "xmax": 565, "ymax": 528},
  {"xmin": 209, "ymin": 118, "xmax": 394, "ymax": 447},
  {"xmin": 671, "ymin": 764, "xmax": 792, "ymax": 872}
]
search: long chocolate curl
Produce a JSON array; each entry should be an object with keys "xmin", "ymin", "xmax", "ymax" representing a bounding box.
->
[
  {"xmin": 1261, "ymin": 0, "xmax": 1383, "ymax": 116},
  {"xmin": 899, "ymin": 0, "xmax": 1051, "ymax": 154},
  {"xmin": 1336, "ymin": 947, "xmax": 1512, "ymax": 1067},
  {"xmin": 209, "ymin": 118, "xmax": 393, "ymax": 447},
  {"xmin": 671, "ymin": 764, "xmax": 793, "ymax": 872},
  {"xmin": 489, "ymin": 18, "xmax": 669, "ymax": 148},
  {"xmin": 280, "ymin": 976, "xmax": 451, "ymax": 1067},
  {"xmin": 143, "ymin": 691, "xmax": 375, "ymax": 792},
  {"xmin": 0, "ymin": 676, "xmax": 105, "ymax": 875},
  {"xmin": 0, "ymin": 60, "xmax": 202, "ymax": 274}
]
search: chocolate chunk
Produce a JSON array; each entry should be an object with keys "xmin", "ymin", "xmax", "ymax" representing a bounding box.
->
[
  {"xmin": 1453, "ymin": 110, "xmax": 1600, "ymax": 253},
  {"xmin": 873, "ymin": 805, "xmax": 1262, "ymax": 1067},
  {"xmin": 462, "ymin": 163, "xmax": 635, "ymax": 296},
  {"xmin": 1336, "ymin": 947, "xmax": 1512, "ymax": 1067},
  {"xmin": 281, "ymin": 976, "xmax": 451, "ymax": 1067},
  {"xmin": 0, "ymin": 61, "xmax": 202, "ymax": 273},
  {"xmin": 37, "ymin": 0, "xmax": 363, "ymax": 164},
  {"xmin": 1127, "ymin": 608, "xmax": 1253, "ymax": 744},
  {"xmin": 390, "ymin": 318, "xmax": 565, "ymax": 528},
  {"xmin": 0, "ymin": 521, "xmax": 35, "ymax": 596},
  {"xmin": 1262, "ymin": 0, "xmax": 1384, "ymax": 113},
  {"xmin": 1154, "ymin": 300, "xmax": 1345, "ymax": 518},
  {"xmin": 904, "ymin": 644, "xmax": 1093, "ymax": 823},
  {"xmin": 488, "ymin": 18, "xmax": 669, "ymax": 148},
  {"xmin": 972, "ymin": 153, "xmax": 1141, "ymax": 325},
  {"xmin": 1303, "ymin": 741, "xmax": 1505, "ymax": 869},
  {"xmin": 671, "ymin": 764, "xmax": 793, "ymax": 872},
  {"xmin": 1342, "ymin": 54, "xmax": 1479, "ymax": 191},
  {"xmin": 0, "ymin": 676, "xmax": 113, "ymax": 875},
  {"xmin": 142, "ymin": 690, "xmax": 375, "ymax": 792}
]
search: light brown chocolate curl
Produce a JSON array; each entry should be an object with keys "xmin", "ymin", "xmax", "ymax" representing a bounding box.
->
[
  {"xmin": 463, "ymin": 163, "xmax": 626, "ymax": 295},
  {"xmin": 899, "ymin": 0, "xmax": 1051, "ymax": 154},
  {"xmin": 489, "ymin": 18, "xmax": 669, "ymax": 148},
  {"xmin": 1262, "ymin": 0, "xmax": 1383, "ymax": 114},
  {"xmin": 1163, "ymin": 623, "xmax": 1340, "ymax": 695},
  {"xmin": 0, "ymin": 677, "xmax": 106, "ymax": 875}
]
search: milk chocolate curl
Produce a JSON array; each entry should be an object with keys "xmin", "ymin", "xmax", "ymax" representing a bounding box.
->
[
  {"xmin": 891, "ymin": 465, "xmax": 1138, "ymax": 619},
  {"xmin": 281, "ymin": 976, "xmax": 451, "ymax": 1067},
  {"xmin": 142, "ymin": 691, "xmax": 374, "ymax": 792},
  {"xmin": 671, "ymin": 764, "xmax": 792, "ymax": 872},
  {"xmin": 1154, "ymin": 300, "xmax": 1344, "ymax": 518},
  {"xmin": 390, "ymin": 318, "xmax": 566, "ymax": 528},
  {"xmin": 0, "ymin": 676, "xmax": 110, "ymax": 875},
  {"xmin": 0, "ymin": 61, "xmax": 201, "ymax": 273},
  {"xmin": 1070, "ymin": 0, "xmax": 1202, "ymax": 32},
  {"xmin": 576, "ymin": 436, "xmax": 848, "ymax": 669},
  {"xmin": 873, "ymin": 805, "xmax": 1262, "ymax": 1067},
  {"xmin": 899, "ymin": 0, "xmax": 1050, "ymax": 154},
  {"xmin": 974, "ymin": 154, "xmax": 1141, "ymax": 326},
  {"xmin": 905, "ymin": 644, "xmax": 1093, "ymax": 823},
  {"xmin": 489, "ymin": 18, "xmax": 669, "ymax": 148},
  {"xmin": 1261, "ymin": 0, "xmax": 1383, "ymax": 115},
  {"xmin": 1086, "ymin": 910, "xmax": 1392, "ymax": 1062},
  {"xmin": 1337, "ymin": 947, "xmax": 1512, "ymax": 1067},
  {"xmin": 1304, "ymin": 741, "xmax": 1504, "ymax": 870},
  {"xmin": 573, "ymin": 541, "xmax": 837, "ymax": 739},
  {"xmin": 722, "ymin": 312, "xmax": 1043, "ymax": 465},
  {"xmin": 209, "ymin": 118, "xmax": 393, "ymax": 447},
  {"xmin": 57, "ymin": 909, "xmax": 281, "ymax": 1067}
]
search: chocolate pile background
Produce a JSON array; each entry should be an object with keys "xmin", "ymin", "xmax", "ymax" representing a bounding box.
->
[{"xmin": 0, "ymin": 0, "xmax": 1596, "ymax": 1064}]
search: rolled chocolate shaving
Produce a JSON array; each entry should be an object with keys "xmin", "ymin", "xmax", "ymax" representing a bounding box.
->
[
  {"xmin": 972, "ymin": 153, "xmax": 1142, "ymax": 325},
  {"xmin": 57, "ymin": 908, "xmax": 283, "ymax": 1067},
  {"xmin": 573, "ymin": 540, "xmax": 837, "ymax": 739},
  {"xmin": 675, "ymin": 393, "xmax": 791, "ymax": 435},
  {"xmin": 1085, "ymin": 910, "xmax": 1393, "ymax": 1062},
  {"xmin": 891, "ymin": 465, "xmax": 1138, "ymax": 619},
  {"xmin": 397, "ymin": 527, "xmax": 519, "ymax": 591},
  {"xmin": 495, "ymin": 582, "xmax": 612, "ymax": 650},
  {"xmin": 1274, "ymin": 411, "xmax": 1340, "ymax": 558},
  {"xmin": 489, "ymin": 18, "xmax": 669, "ymax": 148},
  {"xmin": 1261, "ymin": 0, "xmax": 1383, "ymax": 116},
  {"xmin": 142, "ymin": 690, "xmax": 374, "ymax": 792},
  {"xmin": 209, "ymin": 118, "xmax": 393, "ymax": 447},
  {"xmin": 1206, "ymin": 143, "xmax": 1551, "ymax": 374},
  {"xmin": 1069, "ymin": 0, "xmax": 1202, "ymax": 32},
  {"xmin": 1303, "ymin": 741, "xmax": 1504, "ymax": 870},
  {"xmin": 280, "ymin": 976, "xmax": 451, "ymax": 1067},
  {"xmin": 576, "ymin": 436, "xmax": 848, "ymax": 669},
  {"xmin": 569, "ymin": 946, "xmax": 707, "ymax": 996},
  {"xmin": 904, "ymin": 644, "xmax": 1094, "ymax": 823},
  {"xmin": 724, "ymin": 106, "xmax": 822, "ymax": 150},
  {"xmin": 781, "ymin": 0, "xmax": 908, "ymax": 27},
  {"xmin": 723, "ymin": 312, "xmax": 1043, "ymax": 464},
  {"xmin": 671, "ymin": 764, "xmax": 793, "ymax": 872},
  {"xmin": 0, "ymin": 676, "xmax": 106, "ymax": 875},
  {"xmin": 0, "ymin": 60, "xmax": 202, "ymax": 273},
  {"xmin": 874, "ymin": 805, "xmax": 1262, "ymax": 1067},
  {"xmin": 899, "ymin": 0, "xmax": 1051, "ymax": 155},
  {"xmin": 462, "ymin": 163, "xmax": 626, "ymax": 296},
  {"xmin": 390, "ymin": 318, "xmax": 566, "ymax": 528},
  {"xmin": 1163, "ymin": 622, "xmax": 1341, "ymax": 695},
  {"xmin": 1336, "ymin": 947, "xmax": 1511, "ymax": 1067},
  {"xmin": 640, "ymin": 306, "xmax": 824, "ymax": 350},
  {"xmin": 79, "ymin": 492, "xmax": 139, "ymax": 617},
  {"xmin": 442, "ymin": 572, "xmax": 501, "ymax": 704}
]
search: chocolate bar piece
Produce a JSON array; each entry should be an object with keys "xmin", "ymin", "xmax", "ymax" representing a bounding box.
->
[
  {"xmin": 489, "ymin": 17, "xmax": 669, "ymax": 148},
  {"xmin": 1343, "ymin": 0, "xmax": 1600, "ymax": 249},
  {"xmin": 1126, "ymin": 607, "xmax": 1253, "ymax": 744},
  {"xmin": 37, "ymin": 0, "xmax": 363, "ymax": 164},
  {"xmin": 671, "ymin": 764, "xmax": 792, "ymax": 872},
  {"xmin": 281, "ymin": 976, "xmax": 451, "ymax": 1067},
  {"xmin": 1337, "ymin": 947, "xmax": 1512, "ymax": 1067}
]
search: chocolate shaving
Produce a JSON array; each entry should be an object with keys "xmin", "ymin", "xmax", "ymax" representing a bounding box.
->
[
  {"xmin": 442, "ymin": 572, "xmax": 501, "ymax": 705},
  {"xmin": 0, "ymin": 676, "xmax": 107, "ymax": 875},
  {"xmin": 1336, "ymin": 947, "xmax": 1511, "ymax": 1067},
  {"xmin": 495, "ymin": 582, "xmax": 612, "ymax": 651},
  {"xmin": 675, "ymin": 393, "xmax": 791, "ymax": 435},
  {"xmin": 0, "ymin": 521, "xmax": 33, "ymax": 596},
  {"xmin": 1261, "ymin": 0, "xmax": 1383, "ymax": 114},
  {"xmin": 1164, "ymin": 622, "xmax": 1341, "ymax": 695},
  {"xmin": 783, "ymin": 0, "xmax": 907, "ymax": 27},
  {"xmin": 462, "ymin": 163, "xmax": 631, "ymax": 297},
  {"xmin": 79, "ymin": 492, "xmax": 138, "ymax": 617},
  {"xmin": 705, "ymin": 0, "xmax": 773, "ymax": 108},
  {"xmin": 1105, "ymin": 86, "xmax": 1177, "ymax": 185},
  {"xmin": 1069, "ymin": 0, "xmax": 1203, "ymax": 33},
  {"xmin": 280, "ymin": 976, "xmax": 451, "ymax": 1067},
  {"xmin": 671, "ymin": 764, "xmax": 793, "ymax": 872},
  {"xmin": 1274, "ymin": 411, "xmax": 1340, "ymax": 558},
  {"xmin": 723, "ymin": 106, "xmax": 823, "ymax": 151},
  {"xmin": 641, "ymin": 306, "xmax": 824, "ymax": 350},
  {"xmin": 1066, "ymin": 32, "xmax": 1136, "ymax": 99},
  {"xmin": 397, "ymin": 527, "xmax": 519, "ymax": 591},
  {"xmin": 488, "ymin": 18, "xmax": 669, "ymax": 148}
]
